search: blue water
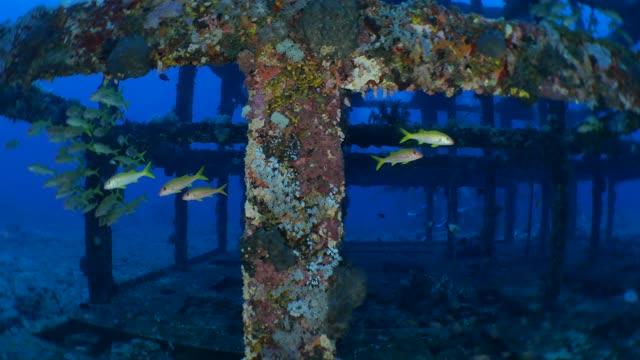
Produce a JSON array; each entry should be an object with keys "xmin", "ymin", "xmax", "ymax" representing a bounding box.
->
[{"xmin": 2, "ymin": 1, "xmax": 640, "ymax": 359}]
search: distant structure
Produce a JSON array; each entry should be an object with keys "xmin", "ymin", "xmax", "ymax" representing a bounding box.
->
[{"xmin": 1, "ymin": 0, "xmax": 639, "ymax": 358}]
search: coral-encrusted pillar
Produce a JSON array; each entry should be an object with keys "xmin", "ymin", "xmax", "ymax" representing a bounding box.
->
[{"xmin": 238, "ymin": 48, "xmax": 345, "ymax": 359}]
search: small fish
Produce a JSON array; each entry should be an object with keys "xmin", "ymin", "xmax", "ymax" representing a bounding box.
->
[
  {"xmin": 92, "ymin": 127, "xmax": 110, "ymax": 138},
  {"xmin": 110, "ymin": 156, "xmax": 140, "ymax": 168},
  {"xmin": 371, "ymin": 149, "xmax": 423, "ymax": 171},
  {"xmin": 28, "ymin": 164, "xmax": 56, "ymax": 176},
  {"xmin": 123, "ymin": 195, "xmax": 148, "ymax": 215},
  {"xmin": 27, "ymin": 118, "xmax": 51, "ymax": 137},
  {"xmin": 125, "ymin": 146, "xmax": 146, "ymax": 161},
  {"xmin": 577, "ymin": 115, "xmax": 602, "ymax": 134},
  {"xmin": 159, "ymin": 166, "xmax": 208, "ymax": 196},
  {"xmin": 99, "ymin": 205, "xmax": 126, "ymax": 227},
  {"xmin": 64, "ymin": 195, "xmax": 87, "ymax": 211},
  {"xmin": 90, "ymin": 142, "xmax": 117, "ymax": 155},
  {"xmin": 63, "ymin": 126, "xmax": 85, "ymax": 140},
  {"xmin": 448, "ymin": 223, "xmax": 462, "ymax": 235},
  {"xmin": 67, "ymin": 142, "xmax": 88, "ymax": 154},
  {"xmin": 4, "ymin": 139, "xmax": 19, "ymax": 150},
  {"xmin": 407, "ymin": 211, "xmax": 418, "ymax": 216},
  {"xmin": 95, "ymin": 193, "xmax": 122, "ymax": 217},
  {"xmin": 182, "ymin": 184, "xmax": 228, "ymax": 201},
  {"xmin": 104, "ymin": 162, "xmax": 155, "ymax": 190},
  {"xmin": 46, "ymin": 126, "xmax": 68, "ymax": 143},
  {"xmin": 90, "ymin": 87, "xmax": 130, "ymax": 110},
  {"xmin": 65, "ymin": 106, "xmax": 84, "ymax": 118},
  {"xmin": 66, "ymin": 117, "xmax": 92, "ymax": 131},
  {"xmin": 81, "ymin": 202, "xmax": 98, "ymax": 214},
  {"xmin": 83, "ymin": 108, "xmax": 104, "ymax": 120},
  {"xmin": 54, "ymin": 153, "xmax": 77, "ymax": 164},
  {"xmin": 435, "ymin": 217, "xmax": 447, "ymax": 228},
  {"xmin": 56, "ymin": 187, "xmax": 79, "ymax": 200},
  {"xmin": 377, "ymin": 213, "xmax": 385, "ymax": 219},
  {"xmin": 159, "ymin": 73, "xmax": 170, "ymax": 81},
  {"xmin": 399, "ymin": 128, "xmax": 454, "ymax": 147},
  {"xmin": 117, "ymin": 135, "xmax": 128, "ymax": 147}
]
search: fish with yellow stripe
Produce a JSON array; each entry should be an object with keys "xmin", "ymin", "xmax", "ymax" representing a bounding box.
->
[
  {"xmin": 182, "ymin": 184, "xmax": 228, "ymax": 201},
  {"xmin": 399, "ymin": 128, "xmax": 454, "ymax": 147},
  {"xmin": 371, "ymin": 149, "xmax": 423, "ymax": 171}
]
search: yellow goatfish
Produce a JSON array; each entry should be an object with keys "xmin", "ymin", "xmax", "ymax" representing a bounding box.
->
[
  {"xmin": 399, "ymin": 128, "xmax": 454, "ymax": 147},
  {"xmin": 104, "ymin": 162, "xmax": 155, "ymax": 190},
  {"xmin": 182, "ymin": 184, "xmax": 228, "ymax": 201},
  {"xmin": 371, "ymin": 148, "xmax": 423, "ymax": 171},
  {"xmin": 159, "ymin": 166, "xmax": 208, "ymax": 196}
]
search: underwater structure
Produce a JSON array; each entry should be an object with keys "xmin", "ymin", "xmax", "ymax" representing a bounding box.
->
[{"xmin": 1, "ymin": 0, "xmax": 640, "ymax": 358}]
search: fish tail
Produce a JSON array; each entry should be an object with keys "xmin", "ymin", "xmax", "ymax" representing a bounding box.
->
[
  {"xmin": 399, "ymin": 128, "xmax": 412, "ymax": 144},
  {"xmin": 371, "ymin": 155, "xmax": 385, "ymax": 171},
  {"xmin": 195, "ymin": 166, "xmax": 209, "ymax": 181},
  {"xmin": 142, "ymin": 162, "xmax": 156, "ymax": 179},
  {"xmin": 217, "ymin": 183, "xmax": 228, "ymax": 196}
]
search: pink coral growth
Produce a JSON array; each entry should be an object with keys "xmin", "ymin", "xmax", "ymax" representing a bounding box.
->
[
  {"xmin": 291, "ymin": 97, "xmax": 344, "ymax": 197},
  {"xmin": 253, "ymin": 259, "xmax": 288, "ymax": 286}
]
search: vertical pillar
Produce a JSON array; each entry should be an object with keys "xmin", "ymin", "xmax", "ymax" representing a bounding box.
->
[
  {"xmin": 500, "ymin": 108, "xmax": 516, "ymax": 246},
  {"xmin": 539, "ymin": 181, "xmax": 551, "ymax": 254},
  {"xmin": 425, "ymin": 189, "xmax": 435, "ymax": 242},
  {"xmin": 81, "ymin": 79, "xmax": 118, "ymax": 304},
  {"xmin": 173, "ymin": 66, "xmax": 197, "ymax": 270},
  {"xmin": 173, "ymin": 195, "xmax": 188, "ymax": 270},
  {"xmin": 525, "ymin": 181, "xmax": 534, "ymax": 257},
  {"xmin": 589, "ymin": 154, "xmax": 604, "ymax": 262},
  {"xmin": 446, "ymin": 95, "xmax": 458, "ymax": 256},
  {"xmin": 567, "ymin": 176, "xmax": 577, "ymax": 242},
  {"xmin": 479, "ymin": 95, "xmax": 496, "ymax": 259},
  {"xmin": 545, "ymin": 100, "xmax": 569, "ymax": 304},
  {"xmin": 605, "ymin": 177, "xmax": 617, "ymax": 243},
  {"xmin": 83, "ymin": 151, "xmax": 116, "ymax": 303},
  {"xmin": 504, "ymin": 184, "xmax": 516, "ymax": 245},
  {"xmin": 415, "ymin": 91, "xmax": 437, "ymax": 242},
  {"xmin": 211, "ymin": 64, "xmax": 245, "ymax": 252},
  {"xmin": 215, "ymin": 177, "xmax": 229, "ymax": 253},
  {"xmin": 239, "ymin": 50, "xmax": 345, "ymax": 358},
  {"xmin": 447, "ymin": 184, "xmax": 458, "ymax": 260}
]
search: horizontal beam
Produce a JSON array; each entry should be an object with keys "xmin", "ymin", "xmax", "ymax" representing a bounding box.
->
[
  {"xmin": 146, "ymin": 147, "xmax": 640, "ymax": 185},
  {"xmin": 1, "ymin": 85, "xmax": 635, "ymax": 157}
]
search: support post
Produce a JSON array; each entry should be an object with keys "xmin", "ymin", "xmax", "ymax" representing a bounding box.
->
[
  {"xmin": 479, "ymin": 95, "xmax": 496, "ymax": 259},
  {"xmin": 239, "ymin": 51, "xmax": 346, "ymax": 358},
  {"xmin": 539, "ymin": 180, "xmax": 551, "ymax": 255},
  {"xmin": 172, "ymin": 66, "xmax": 197, "ymax": 270},
  {"xmin": 504, "ymin": 183, "xmax": 516, "ymax": 245},
  {"xmin": 215, "ymin": 177, "xmax": 229, "ymax": 253},
  {"xmin": 525, "ymin": 180, "xmax": 534, "ymax": 257},
  {"xmin": 425, "ymin": 189, "xmax": 435, "ymax": 242},
  {"xmin": 416, "ymin": 91, "xmax": 438, "ymax": 242},
  {"xmin": 81, "ymin": 79, "xmax": 118, "ymax": 304},
  {"xmin": 567, "ymin": 176, "xmax": 577, "ymax": 241},
  {"xmin": 82, "ymin": 150, "xmax": 117, "ymax": 303},
  {"xmin": 499, "ymin": 105, "xmax": 516, "ymax": 246},
  {"xmin": 545, "ymin": 100, "xmax": 569, "ymax": 304},
  {"xmin": 605, "ymin": 177, "xmax": 617, "ymax": 244},
  {"xmin": 446, "ymin": 95, "xmax": 458, "ymax": 255},
  {"xmin": 173, "ymin": 195, "xmax": 188, "ymax": 270},
  {"xmin": 589, "ymin": 154, "xmax": 604, "ymax": 262},
  {"xmin": 447, "ymin": 182, "xmax": 459, "ymax": 259}
]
